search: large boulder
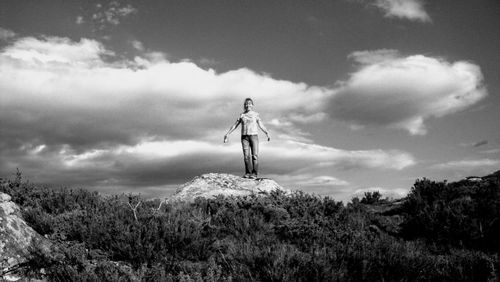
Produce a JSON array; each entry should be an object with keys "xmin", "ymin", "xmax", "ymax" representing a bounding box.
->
[
  {"xmin": 0, "ymin": 192, "xmax": 51, "ymax": 280},
  {"xmin": 170, "ymin": 173, "xmax": 290, "ymax": 202}
]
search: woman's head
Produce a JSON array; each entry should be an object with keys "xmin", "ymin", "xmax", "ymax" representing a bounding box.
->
[{"xmin": 243, "ymin": 98, "xmax": 254, "ymax": 111}]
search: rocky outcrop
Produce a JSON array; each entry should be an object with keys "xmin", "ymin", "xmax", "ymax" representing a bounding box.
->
[
  {"xmin": 170, "ymin": 173, "xmax": 290, "ymax": 202},
  {"xmin": 0, "ymin": 192, "xmax": 51, "ymax": 280}
]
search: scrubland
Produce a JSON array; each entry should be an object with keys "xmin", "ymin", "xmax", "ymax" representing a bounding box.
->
[{"xmin": 1, "ymin": 172, "xmax": 499, "ymax": 281}]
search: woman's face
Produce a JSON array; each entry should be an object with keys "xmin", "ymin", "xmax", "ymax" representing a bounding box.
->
[{"xmin": 244, "ymin": 100, "xmax": 254, "ymax": 111}]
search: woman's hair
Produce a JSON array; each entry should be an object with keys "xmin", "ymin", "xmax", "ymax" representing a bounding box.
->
[{"xmin": 243, "ymin": 98, "xmax": 254, "ymax": 109}]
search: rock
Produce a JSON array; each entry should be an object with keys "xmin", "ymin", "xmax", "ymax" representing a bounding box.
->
[
  {"xmin": 465, "ymin": 176, "xmax": 482, "ymax": 182},
  {"xmin": 170, "ymin": 173, "xmax": 290, "ymax": 202},
  {"xmin": 0, "ymin": 192, "xmax": 51, "ymax": 280}
]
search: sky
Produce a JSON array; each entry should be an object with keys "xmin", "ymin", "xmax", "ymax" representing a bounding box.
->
[{"xmin": 1, "ymin": 0, "xmax": 499, "ymax": 202}]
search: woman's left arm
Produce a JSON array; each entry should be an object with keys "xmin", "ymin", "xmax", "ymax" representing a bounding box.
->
[{"xmin": 257, "ymin": 118, "xmax": 270, "ymax": 141}]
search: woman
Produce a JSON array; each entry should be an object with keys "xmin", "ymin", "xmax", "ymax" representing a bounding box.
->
[{"xmin": 224, "ymin": 98, "xmax": 270, "ymax": 179}]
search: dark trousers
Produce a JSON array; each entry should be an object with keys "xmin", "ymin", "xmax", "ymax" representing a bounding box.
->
[{"xmin": 241, "ymin": 135, "xmax": 259, "ymax": 175}]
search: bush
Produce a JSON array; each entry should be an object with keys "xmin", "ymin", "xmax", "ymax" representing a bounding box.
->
[
  {"xmin": 401, "ymin": 178, "xmax": 500, "ymax": 252},
  {"xmin": 2, "ymin": 172, "xmax": 499, "ymax": 281},
  {"xmin": 360, "ymin": 191, "xmax": 383, "ymax": 204}
]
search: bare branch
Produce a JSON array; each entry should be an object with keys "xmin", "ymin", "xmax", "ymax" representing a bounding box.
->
[{"xmin": 127, "ymin": 201, "xmax": 141, "ymax": 222}]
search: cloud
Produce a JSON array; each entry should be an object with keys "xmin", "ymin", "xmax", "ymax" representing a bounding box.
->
[
  {"xmin": 130, "ymin": 40, "xmax": 145, "ymax": 51},
  {"xmin": 2, "ymin": 36, "xmax": 111, "ymax": 64},
  {"xmin": 96, "ymin": 2, "xmax": 137, "ymax": 26},
  {"xmin": 0, "ymin": 35, "xmax": 416, "ymax": 198},
  {"xmin": 432, "ymin": 159, "xmax": 500, "ymax": 170},
  {"xmin": 0, "ymin": 27, "xmax": 16, "ymax": 40},
  {"xmin": 78, "ymin": 1, "xmax": 137, "ymax": 30},
  {"xmin": 76, "ymin": 16, "xmax": 85, "ymax": 25},
  {"xmin": 0, "ymin": 36, "xmax": 331, "ymax": 151},
  {"xmin": 198, "ymin": 57, "xmax": 219, "ymax": 67},
  {"xmin": 373, "ymin": 0, "xmax": 431, "ymax": 22},
  {"xmin": 264, "ymin": 141, "xmax": 415, "ymax": 171},
  {"xmin": 328, "ymin": 50, "xmax": 487, "ymax": 135},
  {"xmin": 0, "ymin": 139, "xmax": 414, "ymax": 198},
  {"xmin": 270, "ymin": 173, "xmax": 349, "ymax": 187},
  {"xmin": 347, "ymin": 49, "xmax": 399, "ymax": 64},
  {"xmin": 473, "ymin": 140, "xmax": 488, "ymax": 148},
  {"xmin": 480, "ymin": 149, "xmax": 500, "ymax": 155},
  {"xmin": 352, "ymin": 186, "xmax": 409, "ymax": 200},
  {"xmin": 460, "ymin": 140, "xmax": 488, "ymax": 148}
]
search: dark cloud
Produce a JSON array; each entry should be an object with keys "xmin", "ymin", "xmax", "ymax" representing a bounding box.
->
[
  {"xmin": 460, "ymin": 140, "xmax": 489, "ymax": 149},
  {"xmin": 473, "ymin": 140, "xmax": 488, "ymax": 148},
  {"xmin": 0, "ymin": 138, "xmax": 414, "ymax": 198}
]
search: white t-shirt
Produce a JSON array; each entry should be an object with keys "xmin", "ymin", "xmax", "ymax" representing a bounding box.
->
[{"xmin": 238, "ymin": 111, "xmax": 261, "ymax": 135}]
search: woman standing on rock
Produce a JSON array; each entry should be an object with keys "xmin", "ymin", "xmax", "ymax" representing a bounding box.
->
[{"xmin": 224, "ymin": 98, "xmax": 270, "ymax": 179}]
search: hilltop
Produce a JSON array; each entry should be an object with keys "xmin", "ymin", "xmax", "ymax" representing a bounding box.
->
[{"xmin": 170, "ymin": 173, "xmax": 290, "ymax": 202}]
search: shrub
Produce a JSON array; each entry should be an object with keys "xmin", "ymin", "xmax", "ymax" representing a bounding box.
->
[
  {"xmin": 2, "ymin": 172, "xmax": 499, "ymax": 281},
  {"xmin": 401, "ymin": 178, "xmax": 500, "ymax": 252}
]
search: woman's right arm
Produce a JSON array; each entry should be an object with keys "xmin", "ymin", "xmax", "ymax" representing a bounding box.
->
[{"xmin": 224, "ymin": 118, "xmax": 240, "ymax": 143}]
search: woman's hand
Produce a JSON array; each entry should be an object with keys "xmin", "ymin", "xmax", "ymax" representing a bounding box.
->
[
  {"xmin": 266, "ymin": 133, "xmax": 271, "ymax": 142},
  {"xmin": 223, "ymin": 135, "xmax": 228, "ymax": 143}
]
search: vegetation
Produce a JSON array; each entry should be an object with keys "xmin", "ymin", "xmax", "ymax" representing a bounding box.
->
[
  {"xmin": 401, "ymin": 177, "xmax": 500, "ymax": 252},
  {"xmin": 1, "ymin": 171, "xmax": 499, "ymax": 281}
]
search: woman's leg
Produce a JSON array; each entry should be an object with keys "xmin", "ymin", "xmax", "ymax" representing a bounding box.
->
[
  {"xmin": 241, "ymin": 136, "xmax": 252, "ymax": 176},
  {"xmin": 249, "ymin": 135, "xmax": 259, "ymax": 176}
]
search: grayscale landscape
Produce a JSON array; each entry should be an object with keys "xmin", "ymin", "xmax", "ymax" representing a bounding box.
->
[{"xmin": 1, "ymin": 0, "xmax": 499, "ymax": 280}]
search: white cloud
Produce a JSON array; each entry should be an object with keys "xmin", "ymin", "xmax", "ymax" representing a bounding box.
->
[
  {"xmin": 198, "ymin": 57, "xmax": 219, "ymax": 67},
  {"xmin": 100, "ymin": 2, "xmax": 137, "ymax": 26},
  {"xmin": 328, "ymin": 50, "xmax": 487, "ymax": 135},
  {"xmin": 0, "ymin": 35, "xmax": 417, "ymax": 197},
  {"xmin": 130, "ymin": 40, "xmax": 145, "ymax": 51},
  {"xmin": 352, "ymin": 186, "xmax": 409, "ymax": 199},
  {"xmin": 432, "ymin": 159, "xmax": 500, "ymax": 170},
  {"xmin": 76, "ymin": 16, "xmax": 85, "ymax": 25},
  {"xmin": 348, "ymin": 49, "xmax": 399, "ymax": 64},
  {"xmin": 0, "ymin": 27, "xmax": 16, "ymax": 40},
  {"xmin": 0, "ymin": 36, "xmax": 330, "ymax": 148},
  {"xmin": 374, "ymin": 0, "xmax": 431, "ymax": 22},
  {"xmin": 2, "ymin": 36, "xmax": 111, "ymax": 65},
  {"xmin": 84, "ymin": 1, "xmax": 137, "ymax": 30},
  {"xmin": 264, "ymin": 141, "xmax": 415, "ymax": 171},
  {"xmin": 271, "ymin": 174, "xmax": 349, "ymax": 187},
  {"xmin": 480, "ymin": 149, "xmax": 500, "ymax": 155}
]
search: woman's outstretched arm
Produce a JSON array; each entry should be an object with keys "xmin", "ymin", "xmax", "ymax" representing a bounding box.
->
[
  {"xmin": 257, "ymin": 119, "xmax": 270, "ymax": 141},
  {"xmin": 224, "ymin": 118, "xmax": 241, "ymax": 143}
]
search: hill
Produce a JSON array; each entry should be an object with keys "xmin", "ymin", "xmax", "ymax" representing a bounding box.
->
[{"xmin": 1, "ymin": 171, "xmax": 499, "ymax": 281}]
